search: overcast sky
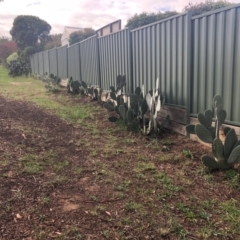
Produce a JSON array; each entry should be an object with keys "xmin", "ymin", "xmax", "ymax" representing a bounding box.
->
[{"xmin": 0, "ymin": 0, "xmax": 239, "ymax": 38}]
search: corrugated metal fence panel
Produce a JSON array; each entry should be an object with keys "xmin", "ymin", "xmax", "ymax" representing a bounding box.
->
[
  {"xmin": 98, "ymin": 28, "xmax": 132, "ymax": 92},
  {"xmin": 38, "ymin": 52, "xmax": 44, "ymax": 75},
  {"xmin": 43, "ymin": 50, "xmax": 50, "ymax": 75},
  {"xmin": 30, "ymin": 55, "xmax": 34, "ymax": 74},
  {"xmin": 57, "ymin": 45, "xmax": 68, "ymax": 79},
  {"xmin": 79, "ymin": 35, "xmax": 100, "ymax": 86},
  {"xmin": 67, "ymin": 43, "xmax": 81, "ymax": 82},
  {"xmin": 49, "ymin": 48, "xmax": 58, "ymax": 76},
  {"xmin": 33, "ymin": 54, "xmax": 39, "ymax": 74},
  {"xmin": 131, "ymin": 13, "xmax": 191, "ymax": 107},
  {"xmin": 191, "ymin": 4, "xmax": 240, "ymax": 123}
]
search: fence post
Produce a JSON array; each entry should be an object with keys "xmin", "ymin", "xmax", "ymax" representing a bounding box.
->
[
  {"xmin": 128, "ymin": 28, "xmax": 133, "ymax": 94},
  {"xmin": 96, "ymin": 35, "xmax": 102, "ymax": 88},
  {"xmin": 66, "ymin": 46, "xmax": 68, "ymax": 79},
  {"xmin": 78, "ymin": 43, "xmax": 82, "ymax": 82},
  {"xmin": 186, "ymin": 10, "xmax": 192, "ymax": 136}
]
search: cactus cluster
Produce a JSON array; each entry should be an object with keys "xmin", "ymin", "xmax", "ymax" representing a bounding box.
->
[
  {"xmin": 186, "ymin": 95, "xmax": 240, "ymax": 170},
  {"xmin": 67, "ymin": 77, "xmax": 81, "ymax": 94},
  {"xmin": 44, "ymin": 73, "xmax": 61, "ymax": 93},
  {"xmin": 88, "ymin": 86, "xmax": 102, "ymax": 101},
  {"xmin": 104, "ymin": 76, "xmax": 170, "ymax": 134}
]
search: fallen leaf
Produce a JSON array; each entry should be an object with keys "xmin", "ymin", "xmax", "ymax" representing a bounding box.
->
[
  {"xmin": 16, "ymin": 213, "xmax": 22, "ymax": 219},
  {"xmin": 105, "ymin": 211, "xmax": 111, "ymax": 216}
]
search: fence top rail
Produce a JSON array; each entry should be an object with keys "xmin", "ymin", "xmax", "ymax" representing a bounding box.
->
[
  {"xmin": 98, "ymin": 28, "xmax": 129, "ymax": 39},
  {"xmin": 67, "ymin": 41, "xmax": 80, "ymax": 49},
  {"xmin": 130, "ymin": 12, "xmax": 188, "ymax": 32},
  {"xmin": 192, "ymin": 3, "xmax": 240, "ymax": 20},
  {"xmin": 49, "ymin": 47, "xmax": 57, "ymax": 52},
  {"xmin": 57, "ymin": 45, "xmax": 67, "ymax": 50},
  {"xmin": 78, "ymin": 34, "xmax": 97, "ymax": 44}
]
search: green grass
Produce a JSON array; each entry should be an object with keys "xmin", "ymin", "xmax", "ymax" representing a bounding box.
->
[
  {"xmin": 0, "ymin": 66, "xmax": 97, "ymax": 124},
  {"xmin": 2, "ymin": 66, "xmax": 240, "ymax": 239}
]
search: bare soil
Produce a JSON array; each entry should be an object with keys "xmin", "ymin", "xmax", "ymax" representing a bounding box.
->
[{"xmin": 0, "ymin": 94, "xmax": 240, "ymax": 240}]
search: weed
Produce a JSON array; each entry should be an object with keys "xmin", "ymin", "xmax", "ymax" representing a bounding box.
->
[
  {"xmin": 182, "ymin": 149, "xmax": 194, "ymax": 159},
  {"xmin": 135, "ymin": 162, "xmax": 156, "ymax": 173},
  {"xmin": 20, "ymin": 154, "xmax": 43, "ymax": 174},
  {"xmin": 172, "ymin": 222, "xmax": 188, "ymax": 239},
  {"xmin": 114, "ymin": 180, "xmax": 131, "ymax": 192},
  {"xmin": 224, "ymin": 169, "xmax": 240, "ymax": 189},
  {"xmin": 102, "ymin": 230, "xmax": 111, "ymax": 238},
  {"xmin": 220, "ymin": 198, "xmax": 240, "ymax": 232},
  {"xmin": 53, "ymin": 160, "xmax": 69, "ymax": 173},
  {"xmin": 176, "ymin": 203, "xmax": 197, "ymax": 220},
  {"xmin": 125, "ymin": 202, "xmax": 146, "ymax": 215}
]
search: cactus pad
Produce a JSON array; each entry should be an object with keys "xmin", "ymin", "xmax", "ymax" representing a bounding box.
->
[
  {"xmin": 204, "ymin": 109, "xmax": 213, "ymax": 128},
  {"xmin": 186, "ymin": 124, "xmax": 195, "ymax": 134},
  {"xmin": 108, "ymin": 116, "xmax": 118, "ymax": 122},
  {"xmin": 217, "ymin": 110, "xmax": 227, "ymax": 126},
  {"xmin": 224, "ymin": 129, "xmax": 238, "ymax": 158},
  {"xmin": 127, "ymin": 109, "xmax": 134, "ymax": 123},
  {"xmin": 119, "ymin": 105, "xmax": 126, "ymax": 119},
  {"xmin": 110, "ymin": 91, "xmax": 117, "ymax": 101},
  {"xmin": 197, "ymin": 113, "xmax": 208, "ymax": 129},
  {"xmin": 212, "ymin": 138, "xmax": 224, "ymax": 160},
  {"xmin": 141, "ymin": 99, "xmax": 148, "ymax": 115},
  {"xmin": 195, "ymin": 124, "xmax": 213, "ymax": 143},
  {"xmin": 135, "ymin": 87, "xmax": 141, "ymax": 95},
  {"xmin": 110, "ymin": 86, "xmax": 115, "ymax": 92},
  {"xmin": 103, "ymin": 103, "xmax": 114, "ymax": 111},
  {"xmin": 146, "ymin": 93, "xmax": 152, "ymax": 111},
  {"xmin": 212, "ymin": 95, "xmax": 223, "ymax": 109},
  {"xmin": 228, "ymin": 145, "xmax": 240, "ymax": 164},
  {"xmin": 202, "ymin": 155, "xmax": 219, "ymax": 170},
  {"xmin": 223, "ymin": 127, "xmax": 231, "ymax": 136}
]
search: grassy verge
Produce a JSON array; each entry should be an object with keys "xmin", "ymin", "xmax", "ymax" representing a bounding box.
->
[{"xmin": 1, "ymin": 66, "xmax": 240, "ymax": 239}]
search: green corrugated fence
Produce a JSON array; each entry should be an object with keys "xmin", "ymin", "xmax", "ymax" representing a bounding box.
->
[{"xmin": 30, "ymin": 4, "xmax": 240, "ymax": 125}]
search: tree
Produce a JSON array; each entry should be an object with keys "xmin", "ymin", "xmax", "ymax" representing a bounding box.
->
[
  {"xmin": 126, "ymin": 11, "xmax": 178, "ymax": 30},
  {"xmin": 10, "ymin": 15, "xmax": 51, "ymax": 50},
  {"xmin": 69, "ymin": 28, "xmax": 95, "ymax": 46},
  {"xmin": 183, "ymin": 0, "xmax": 234, "ymax": 16},
  {"xmin": 44, "ymin": 34, "xmax": 62, "ymax": 50},
  {"xmin": 20, "ymin": 46, "xmax": 35, "ymax": 62},
  {"xmin": 0, "ymin": 36, "xmax": 9, "ymax": 43},
  {"xmin": 0, "ymin": 41, "xmax": 17, "ymax": 66}
]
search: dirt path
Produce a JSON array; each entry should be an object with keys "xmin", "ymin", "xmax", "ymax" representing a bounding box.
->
[{"xmin": 0, "ymin": 95, "xmax": 240, "ymax": 240}]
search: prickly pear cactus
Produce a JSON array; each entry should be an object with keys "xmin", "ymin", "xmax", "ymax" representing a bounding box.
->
[
  {"xmin": 67, "ymin": 76, "xmax": 81, "ymax": 94},
  {"xmin": 142, "ymin": 78, "xmax": 169, "ymax": 135},
  {"xmin": 186, "ymin": 95, "xmax": 240, "ymax": 170}
]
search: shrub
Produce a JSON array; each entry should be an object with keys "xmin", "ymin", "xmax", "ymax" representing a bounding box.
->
[{"xmin": 8, "ymin": 59, "xmax": 31, "ymax": 77}]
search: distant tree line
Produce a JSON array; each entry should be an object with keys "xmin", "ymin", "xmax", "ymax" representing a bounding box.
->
[
  {"xmin": 126, "ymin": 0, "xmax": 234, "ymax": 30},
  {"xmin": 0, "ymin": 0, "xmax": 235, "ymax": 76}
]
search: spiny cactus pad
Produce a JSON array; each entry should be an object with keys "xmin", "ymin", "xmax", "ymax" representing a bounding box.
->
[
  {"xmin": 218, "ymin": 110, "xmax": 227, "ymax": 126},
  {"xmin": 109, "ymin": 116, "xmax": 118, "ymax": 122},
  {"xmin": 141, "ymin": 99, "xmax": 148, "ymax": 116},
  {"xmin": 195, "ymin": 124, "xmax": 213, "ymax": 143},
  {"xmin": 197, "ymin": 113, "xmax": 209, "ymax": 129},
  {"xmin": 186, "ymin": 124, "xmax": 195, "ymax": 134},
  {"xmin": 119, "ymin": 105, "xmax": 126, "ymax": 119},
  {"xmin": 228, "ymin": 145, "xmax": 240, "ymax": 164},
  {"xmin": 110, "ymin": 91, "xmax": 117, "ymax": 101},
  {"xmin": 224, "ymin": 129, "xmax": 238, "ymax": 158},
  {"xmin": 204, "ymin": 109, "xmax": 213, "ymax": 128},
  {"xmin": 212, "ymin": 138, "xmax": 224, "ymax": 159},
  {"xmin": 127, "ymin": 109, "xmax": 134, "ymax": 123},
  {"xmin": 103, "ymin": 103, "xmax": 114, "ymax": 111},
  {"xmin": 202, "ymin": 155, "xmax": 219, "ymax": 170}
]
